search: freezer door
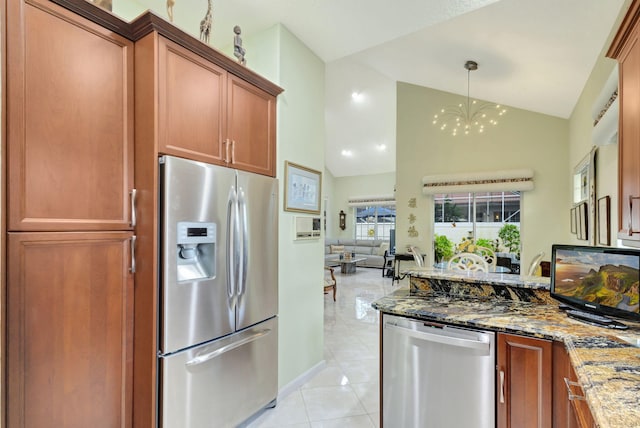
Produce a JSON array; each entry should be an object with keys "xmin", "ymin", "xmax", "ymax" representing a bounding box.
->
[
  {"xmin": 159, "ymin": 317, "xmax": 278, "ymax": 428},
  {"xmin": 160, "ymin": 156, "xmax": 236, "ymax": 354},
  {"xmin": 236, "ymin": 171, "xmax": 278, "ymax": 330}
]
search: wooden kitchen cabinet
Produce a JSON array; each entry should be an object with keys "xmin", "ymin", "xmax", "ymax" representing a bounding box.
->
[
  {"xmin": 608, "ymin": 0, "xmax": 640, "ymax": 243},
  {"xmin": 552, "ymin": 342, "xmax": 596, "ymax": 428},
  {"xmin": 7, "ymin": 231, "xmax": 134, "ymax": 428},
  {"xmin": 157, "ymin": 36, "xmax": 227, "ymax": 165},
  {"xmin": 7, "ymin": 0, "xmax": 134, "ymax": 232},
  {"xmin": 497, "ymin": 333, "xmax": 553, "ymax": 428},
  {"xmin": 6, "ymin": 1, "xmax": 137, "ymax": 427},
  {"xmin": 227, "ymin": 74, "xmax": 277, "ymax": 176},
  {"xmin": 140, "ymin": 34, "xmax": 277, "ymax": 176}
]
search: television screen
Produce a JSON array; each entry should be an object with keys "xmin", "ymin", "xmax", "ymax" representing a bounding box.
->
[{"xmin": 550, "ymin": 244, "xmax": 640, "ymax": 321}]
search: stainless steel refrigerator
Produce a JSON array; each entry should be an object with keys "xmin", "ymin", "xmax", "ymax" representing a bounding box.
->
[{"xmin": 157, "ymin": 155, "xmax": 278, "ymax": 428}]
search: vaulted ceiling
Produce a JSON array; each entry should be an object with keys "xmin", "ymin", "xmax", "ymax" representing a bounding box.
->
[{"xmin": 131, "ymin": 0, "xmax": 627, "ymax": 177}]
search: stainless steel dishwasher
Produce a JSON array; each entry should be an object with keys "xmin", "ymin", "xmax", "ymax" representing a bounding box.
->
[{"xmin": 382, "ymin": 313, "xmax": 495, "ymax": 427}]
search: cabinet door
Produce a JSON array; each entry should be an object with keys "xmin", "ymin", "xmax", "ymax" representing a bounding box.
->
[
  {"xmin": 227, "ymin": 74, "xmax": 276, "ymax": 176},
  {"xmin": 617, "ymin": 24, "xmax": 640, "ymax": 241},
  {"xmin": 7, "ymin": 231, "xmax": 134, "ymax": 428},
  {"xmin": 7, "ymin": 0, "xmax": 134, "ymax": 232},
  {"xmin": 497, "ymin": 333, "xmax": 552, "ymax": 428},
  {"xmin": 553, "ymin": 340, "xmax": 597, "ymax": 428},
  {"xmin": 157, "ymin": 37, "xmax": 227, "ymax": 165}
]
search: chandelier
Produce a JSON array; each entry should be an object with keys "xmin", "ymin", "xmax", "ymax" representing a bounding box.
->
[{"xmin": 432, "ymin": 60, "xmax": 507, "ymax": 136}]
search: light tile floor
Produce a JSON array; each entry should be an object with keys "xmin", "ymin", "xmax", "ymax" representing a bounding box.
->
[{"xmin": 247, "ymin": 268, "xmax": 407, "ymax": 428}]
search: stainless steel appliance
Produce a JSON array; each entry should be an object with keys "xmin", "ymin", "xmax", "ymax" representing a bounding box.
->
[
  {"xmin": 382, "ymin": 314, "xmax": 495, "ymax": 427},
  {"xmin": 158, "ymin": 155, "xmax": 278, "ymax": 428}
]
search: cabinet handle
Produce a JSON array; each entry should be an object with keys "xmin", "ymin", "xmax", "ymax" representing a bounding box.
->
[
  {"xmin": 499, "ymin": 369, "xmax": 505, "ymax": 404},
  {"xmin": 231, "ymin": 140, "xmax": 236, "ymax": 164},
  {"xmin": 564, "ymin": 377, "xmax": 586, "ymax": 401},
  {"xmin": 130, "ymin": 235, "xmax": 137, "ymax": 274},
  {"xmin": 628, "ymin": 195, "xmax": 640, "ymax": 236},
  {"xmin": 130, "ymin": 188, "xmax": 137, "ymax": 228},
  {"xmin": 224, "ymin": 139, "xmax": 230, "ymax": 164}
]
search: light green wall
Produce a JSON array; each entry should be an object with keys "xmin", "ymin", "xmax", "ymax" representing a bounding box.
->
[
  {"xmin": 326, "ymin": 172, "xmax": 396, "ymax": 239},
  {"xmin": 323, "ymin": 168, "xmax": 337, "ymax": 236},
  {"xmin": 244, "ymin": 24, "xmax": 326, "ymax": 389},
  {"xmin": 396, "ymin": 83, "xmax": 569, "ymax": 269}
]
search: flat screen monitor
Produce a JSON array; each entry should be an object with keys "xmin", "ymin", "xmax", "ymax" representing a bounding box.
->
[{"xmin": 550, "ymin": 244, "xmax": 640, "ymax": 323}]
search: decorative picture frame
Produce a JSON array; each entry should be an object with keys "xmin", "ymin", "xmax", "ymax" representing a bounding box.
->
[
  {"xmin": 598, "ymin": 196, "xmax": 611, "ymax": 246},
  {"xmin": 284, "ymin": 161, "xmax": 322, "ymax": 214},
  {"xmin": 577, "ymin": 202, "xmax": 588, "ymax": 241},
  {"xmin": 573, "ymin": 147, "xmax": 597, "ymax": 245},
  {"xmin": 570, "ymin": 207, "xmax": 577, "ymax": 234}
]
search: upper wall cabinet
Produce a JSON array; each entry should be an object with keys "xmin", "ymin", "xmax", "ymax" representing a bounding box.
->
[
  {"xmin": 608, "ymin": 0, "xmax": 640, "ymax": 243},
  {"xmin": 227, "ymin": 74, "xmax": 277, "ymax": 176},
  {"xmin": 156, "ymin": 36, "xmax": 227, "ymax": 165},
  {"xmin": 7, "ymin": 0, "xmax": 135, "ymax": 232},
  {"xmin": 137, "ymin": 33, "xmax": 278, "ymax": 176}
]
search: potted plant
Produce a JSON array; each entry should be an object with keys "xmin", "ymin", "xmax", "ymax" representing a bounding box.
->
[
  {"xmin": 498, "ymin": 224, "xmax": 520, "ymax": 257},
  {"xmin": 434, "ymin": 234, "xmax": 455, "ymax": 262}
]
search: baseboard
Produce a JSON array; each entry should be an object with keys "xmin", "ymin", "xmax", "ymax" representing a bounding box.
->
[{"xmin": 277, "ymin": 359, "xmax": 327, "ymax": 400}]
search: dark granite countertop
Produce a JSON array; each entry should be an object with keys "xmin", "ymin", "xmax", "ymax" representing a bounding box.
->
[{"xmin": 372, "ymin": 271, "xmax": 640, "ymax": 428}]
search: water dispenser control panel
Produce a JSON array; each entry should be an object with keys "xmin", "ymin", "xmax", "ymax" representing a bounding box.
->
[
  {"xmin": 176, "ymin": 222, "xmax": 216, "ymax": 281},
  {"xmin": 177, "ymin": 222, "xmax": 216, "ymax": 245}
]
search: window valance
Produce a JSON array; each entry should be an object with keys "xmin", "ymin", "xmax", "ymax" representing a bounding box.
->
[
  {"xmin": 347, "ymin": 195, "xmax": 395, "ymax": 207},
  {"xmin": 422, "ymin": 169, "xmax": 534, "ymax": 195}
]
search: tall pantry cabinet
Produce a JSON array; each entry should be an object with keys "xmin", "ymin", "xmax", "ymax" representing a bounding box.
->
[{"xmin": 6, "ymin": 0, "xmax": 135, "ymax": 427}]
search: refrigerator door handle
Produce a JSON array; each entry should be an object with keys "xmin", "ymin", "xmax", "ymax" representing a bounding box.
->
[
  {"xmin": 238, "ymin": 187, "xmax": 249, "ymax": 298},
  {"xmin": 184, "ymin": 328, "xmax": 272, "ymax": 367},
  {"xmin": 227, "ymin": 187, "xmax": 239, "ymax": 304}
]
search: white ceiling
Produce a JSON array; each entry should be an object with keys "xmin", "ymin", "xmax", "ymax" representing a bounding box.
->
[{"xmin": 133, "ymin": 0, "xmax": 628, "ymax": 177}]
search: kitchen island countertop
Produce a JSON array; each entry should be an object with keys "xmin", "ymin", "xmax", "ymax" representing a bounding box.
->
[{"xmin": 372, "ymin": 269, "xmax": 640, "ymax": 428}]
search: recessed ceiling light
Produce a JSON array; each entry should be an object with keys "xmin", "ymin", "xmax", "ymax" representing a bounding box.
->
[
  {"xmin": 341, "ymin": 149, "xmax": 353, "ymax": 157},
  {"xmin": 351, "ymin": 92, "xmax": 364, "ymax": 102},
  {"xmin": 376, "ymin": 144, "xmax": 387, "ymax": 151}
]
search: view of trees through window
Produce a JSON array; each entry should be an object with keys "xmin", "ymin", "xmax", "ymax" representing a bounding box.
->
[
  {"xmin": 434, "ymin": 192, "xmax": 521, "ymax": 261},
  {"xmin": 355, "ymin": 205, "xmax": 396, "ymax": 240}
]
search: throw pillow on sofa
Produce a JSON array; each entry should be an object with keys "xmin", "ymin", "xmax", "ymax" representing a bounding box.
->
[{"xmin": 330, "ymin": 244, "xmax": 345, "ymax": 254}]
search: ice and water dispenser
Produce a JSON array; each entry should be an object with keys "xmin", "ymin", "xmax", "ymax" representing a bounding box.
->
[{"xmin": 176, "ymin": 221, "xmax": 216, "ymax": 282}]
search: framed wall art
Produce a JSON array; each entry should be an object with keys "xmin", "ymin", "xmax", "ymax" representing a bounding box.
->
[
  {"xmin": 598, "ymin": 196, "xmax": 611, "ymax": 246},
  {"xmin": 573, "ymin": 147, "xmax": 597, "ymax": 245},
  {"xmin": 577, "ymin": 201, "xmax": 588, "ymax": 241},
  {"xmin": 284, "ymin": 161, "xmax": 322, "ymax": 214}
]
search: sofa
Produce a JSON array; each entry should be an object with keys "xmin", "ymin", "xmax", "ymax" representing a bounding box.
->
[{"xmin": 324, "ymin": 238, "xmax": 390, "ymax": 269}]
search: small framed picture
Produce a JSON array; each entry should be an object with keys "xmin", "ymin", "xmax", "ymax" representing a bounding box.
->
[
  {"xmin": 577, "ymin": 202, "xmax": 588, "ymax": 241},
  {"xmin": 598, "ymin": 196, "xmax": 611, "ymax": 246},
  {"xmin": 284, "ymin": 161, "xmax": 322, "ymax": 214},
  {"xmin": 570, "ymin": 207, "xmax": 577, "ymax": 234}
]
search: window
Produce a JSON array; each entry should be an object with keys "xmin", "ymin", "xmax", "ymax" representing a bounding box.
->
[
  {"xmin": 434, "ymin": 192, "xmax": 520, "ymax": 256},
  {"xmin": 355, "ymin": 205, "xmax": 396, "ymax": 240}
]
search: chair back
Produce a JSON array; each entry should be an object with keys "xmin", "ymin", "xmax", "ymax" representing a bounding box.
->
[
  {"xmin": 475, "ymin": 246, "xmax": 496, "ymax": 268},
  {"xmin": 409, "ymin": 246, "xmax": 425, "ymax": 268},
  {"xmin": 447, "ymin": 252, "xmax": 489, "ymax": 272},
  {"xmin": 527, "ymin": 252, "xmax": 545, "ymax": 276}
]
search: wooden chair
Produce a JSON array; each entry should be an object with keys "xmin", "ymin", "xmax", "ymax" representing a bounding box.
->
[
  {"xmin": 324, "ymin": 266, "xmax": 337, "ymax": 301},
  {"xmin": 447, "ymin": 252, "xmax": 489, "ymax": 272}
]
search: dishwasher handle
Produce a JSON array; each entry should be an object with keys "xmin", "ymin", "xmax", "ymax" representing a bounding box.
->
[{"xmin": 384, "ymin": 322, "xmax": 491, "ymax": 352}]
